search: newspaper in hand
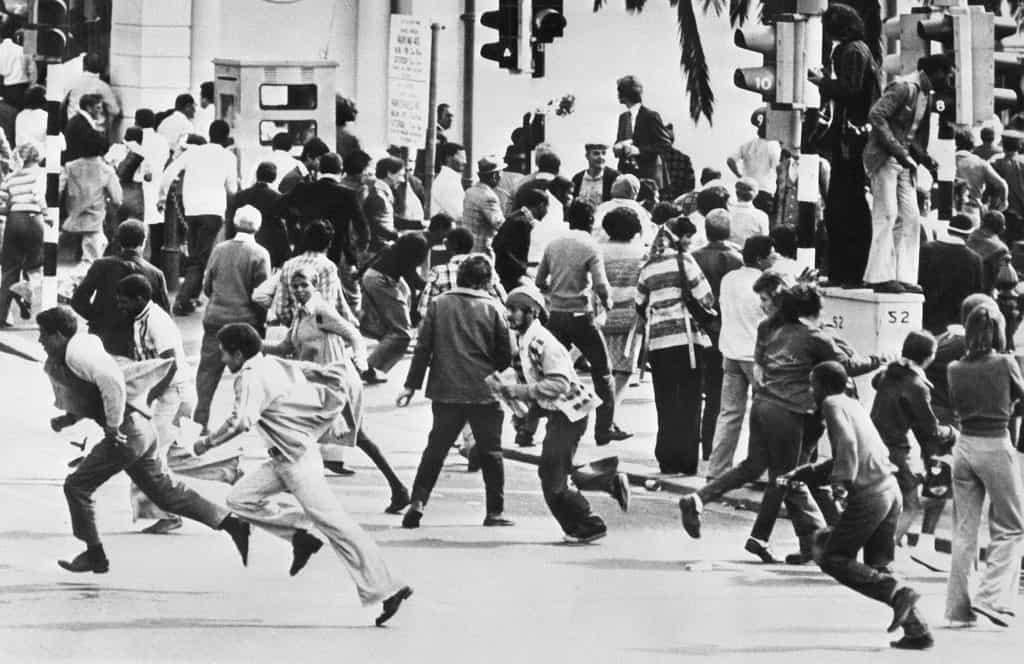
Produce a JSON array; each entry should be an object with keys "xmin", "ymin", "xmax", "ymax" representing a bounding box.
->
[{"xmin": 485, "ymin": 370, "xmax": 530, "ymax": 418}]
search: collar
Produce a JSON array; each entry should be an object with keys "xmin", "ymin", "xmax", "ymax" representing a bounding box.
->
[
  {"xmin": 232, "ymin": 232, "xmax": 257, "ymax": 244},
  {"xmin": 899, "ymin": 358, "xmax": 933, "ymax": 388},
  {"xmin": 584, "ymin": 167, "xmax": 604, "ymax": 179},
  {"xmin": 627, "ymin": 103, "xmax": 641, "ymax": 114},
  {"xmin": 941, "ymin": 234, "xmax": 967, "ymax": 245},
  {"xmin": 120, "ymin": 248, "xmax": 142, "ymax": 259},
  {"xmin": 318, "ymin": 173, "xmax": 341, "ymax": 183},
  {"xmin": 732, "ymin": 200, "xmax": 754, "ymax": 209},
  {"xmin": 78, "ymin": 108, "xmax": 100, "ymax": 129},
  {"xmin": 134, "ymin": 301, "xmax": 154, "ymax": 322},
  {"xmin": 448, "ymin": 286, "xmax": 492, "ymax": 299}
]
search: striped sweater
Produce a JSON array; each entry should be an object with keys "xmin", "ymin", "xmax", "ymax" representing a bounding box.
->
[
  {"xmin": 635, "ymin": 249, "xmax": 714, "ymax": 351},
  {"xmin": 0, "ymin": 164, "xmax": 46, "ymax": 214},
  {"xmin": 601, "ymin": 240, "xmax": 646, "ymax": 335}
]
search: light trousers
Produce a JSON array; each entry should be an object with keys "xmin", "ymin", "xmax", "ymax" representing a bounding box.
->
[
  {"xmin": 945, "ymin": 432, "xmax": 1024, "ymax": 621},
  {"xmin": 863, "ymin": 158, "xmax": 920, "ymax": 285},
  {"xmin": 131, "ymin": 381, "xmax": 196, "ymax": 521},
  {"xmin": 707, "ymin": 358, "xmax": 755, "ymax": 480},
  {"xmin": 79, "ymin": 230, "xmax": 108, "ymax": 264},
  {"xmin": 227, "ymin": 448, "xmax": 403, "ymax": 606}
]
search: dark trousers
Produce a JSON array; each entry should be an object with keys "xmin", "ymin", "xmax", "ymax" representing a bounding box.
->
[
  {"xmin": 0, "ymin": 211, "xmax": 43, "ymax": 323},
  {"xmin": 147, "ymin": 222, "xmax": 165, "ymax": 265},
  {"xmin": 411, "ymin": 402, "xmax": 505, "ymax": 515},
  {"xmin": 538, "ymin": 410, "xmax": 605, "ymax": 536},
  {"xmin": 194, "ymin": 325, "xmax": 225, "ymax": 428},
  {"xmin": 175, "ymin": 214, "xmax": 222, "ymax": 306},
  {"xmin": 823, "ymin": 143, "xmax": 872, "ymax": 285},
  {"xmin": 700, "ymin": 346, "xmax": 723, "ymax": 460},
  {"xmin": 699, "ymin": 400, "xmax": 825, "ymax": 543},
  {"xmin": 546, "ymin": 311, "xmax": 615, "ymax": 436},
  {"xmin": 356, "ymin": 429, "xmax": 408, "ymax": 496},
  {"xmin": 817, "ymin": 479, "xmax": 925, "ymax": 636},
  {"xmin": 753, "ymin": 190, "xmax": 774, "ymax": 217},
  {"xmin": 649, "ymin": 345, "xmax": 703, "ymax": 474},
  {"xmin": 64, "ymin": 413, "xmax": 228, "ymax": 546}
]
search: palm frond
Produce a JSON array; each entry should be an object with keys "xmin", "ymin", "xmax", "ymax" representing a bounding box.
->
[
  {"xmin": 593, "ymin": 0, "xmax": 607, "ymax": 10},
  {"xmin": 701, "ymin": 0, "xmax": 727, "ymax": 18},
  {"xmin": 729, "ymin": 0, "xmax": 752, "ymax": 27},
  {"xmin": 626, "ymin": 0, "xmax": 647, "ymax": 12},
  {"xmin": 671, "ymin": 0, "xmax": 714, "ymax": 124}
]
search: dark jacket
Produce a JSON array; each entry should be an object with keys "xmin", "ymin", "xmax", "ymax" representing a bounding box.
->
[
  {"xmin": 966, "ymin": 228, "xmax": 1011, "ymax": 293},
  {"xmin": 616, "ymin": 105, "xmax": 674, "ymax": 189},
  {"xmin": 404, "ymin": 288, "xmax": 512, "ymax": 403},
  {"xmin": 369, "ymin": 233, "xmax": 428, "ymax": 291},
  {"xmin": 570, "ymin": 167, "xmax": 620, "ymax": 203},
  {"xmin": 870, "ymin": 361, "xmax": 955, "ymax": 457},
  {"xmin": 284, "ymin": 177, "xmax": 369, "ymax": 265},
  {"xmin": 918, "ymin": 240, "xmax": 984, "ymax": 333},
  {"xmin": 492, "ymin": 209, "xmax": 534, "ymax": 292},
  {"xmin": 863, "ymin": 72, "xmax": 932, "ymax": 175},
  {"xmin": 70, "ymin": 249, "xmax": 170, "ymax": 358},
  {"xmin": 924, "ymin": 328, "xmax": 965, "ymax": 426},
  {"xmin": 63, "ymin": 113, "xmax": 108, "ymax": 163},
  {"xmin": 693, "ymin": 241, "xmax": 742, "ymax": 345},
  {"xmin": 226, "ymin": 182, "xmax": 289, "ymax": 268}
]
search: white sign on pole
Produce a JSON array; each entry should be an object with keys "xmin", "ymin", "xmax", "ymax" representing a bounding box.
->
[{"xmin": 387, "ymin": 15, "xmax": 431, "ymax": 149}]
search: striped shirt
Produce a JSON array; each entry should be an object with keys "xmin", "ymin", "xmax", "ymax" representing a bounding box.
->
[
  {"xmin": 132, "ymin": 301, "xmax": 189, "ymax": 385},
  {"xmin": 635, "ymin": 249, "xmax": 714, "ymax": 351},
  {"xmin": 601, "ymin": 240, "xmax": 645, "ymax": 335},
  {"xmin": 0, "ymin": 164, "xmax": 45, "ymax": 214},
  {"xmin": 417, "ymin": 253, "xmax": 507, "ymax": 319}
]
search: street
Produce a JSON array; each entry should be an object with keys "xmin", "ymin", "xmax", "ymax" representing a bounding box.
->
[{"xmin": 3, "ymin": 319, "xmax": 1024, "ymax": 664}]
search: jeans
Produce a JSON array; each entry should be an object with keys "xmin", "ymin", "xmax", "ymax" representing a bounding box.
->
[
  {"xmin": 649, "ymin": 345, "xmax": 703, "ymax": 474},
  {"xmin": 227, "ymin": 448, "xmax": 404, "ymax": 606},
  {"xmin": 945, "ymin": 433, "xmax": 1024, "ymax": 621},
  {"xmin": 64, "ymin": 412, "xmax": 228, "ymax": 546},
  {"xmin": 411, "ymin": 402, "xmax": 505, "ymax": 516},
  {"xmin": 130, "ymin": 381, "xmax": 196, "ymax": 520},
  {"xmin": 361, "ymin": 268, "xmax": 412, "ymax": 373},
  {"xmin": 700, "ymin": 346, "xmax": 724, "ymax": 460},
  {"xmin": 176, "ymin": 215, "xmax": 223, "ymax": 306},
  {"xmin": 824, "ymin": 139, "xmax": 871, "ymax": 285},
  {"xmin": 0, "ymin": 211, "xmax": 43, "ymax": 323},
  {"xmin": 707, "ymin": 358, "xmax": 755, "ymax": 480},
  {"xmin": 194, "ymin": 325, "xmax": 226, "ymax": 428},
  {"xmin": 864, "ymin": 158, "xmax": 920, "ymax": 285},
  {"xmin": 817, "ymin": 480, "xmax": 928, "ymax": 637},
  {"xmin": 537, "ymin": 410, "xmax": 605, "ymax": 536},
  {"xmin": 546, "ymin": 311, "xmax": 616, "ymax": 436}
]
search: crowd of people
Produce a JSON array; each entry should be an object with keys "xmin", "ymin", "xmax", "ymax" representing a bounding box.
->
[{"xmin": 5, "ymin": 13, "xmax": 1024, "ymax": 643}]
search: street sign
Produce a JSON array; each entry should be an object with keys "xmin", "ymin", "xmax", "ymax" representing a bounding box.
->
[{"xmin": 387, "ymin": 15, "xmax": 431, "ymax": 149}]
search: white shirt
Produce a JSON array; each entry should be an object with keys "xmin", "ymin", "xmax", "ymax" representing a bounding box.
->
[
  {"xmin": 728, "ymin": 200, "xmax": 770, "ymax": 247},
  {"xmin": 258, "ymin": 149, "xmax": 303, "ymax": 190},
  {"xmin": 730, "ymin": 137, "xmax": 781, "ymax": 195},
  {"xmin": 15, "ymin": 107, "xmax": 46, "ymax": 150},
  {"xmin": 718, "ymin": 266, "xmax": 765, "ymax": 361},
  {"xmin": 159, "ymin": 143, "xmax": 238, "ymax": 217},
  {"xmin": 431, "ymin": 165, "xmax": 464, "ymax": 221},
  {"xmin": 0, "ymin": 38, "xmax": 28, "ymax": 86},
  {"xmin": 157, "ymin": 111, "xmax": 194, "ymax": 150},
  {"xmin": 194, "ymin": 103, "xmax": 216, "ymax": 139},
  {"xmin": 627, "ymin": 103, "xmax": 641, "ymax": 136},
  {"xmin": 133, "ymin": 302, "xmax": 189, "ymax": 385},
  {"xmin": 140, "ymin": 128, "xmax": 170, "ymax": 224}
]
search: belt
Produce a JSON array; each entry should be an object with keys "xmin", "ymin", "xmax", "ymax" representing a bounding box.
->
[{"xmin": 268, "ymin": 447, "xmax": 284, "ymax": 459}]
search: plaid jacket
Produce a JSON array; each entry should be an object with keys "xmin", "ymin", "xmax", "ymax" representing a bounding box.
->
[{"xmin": 418, "ymin": 254, "xmax": 507, "ymax": 319}]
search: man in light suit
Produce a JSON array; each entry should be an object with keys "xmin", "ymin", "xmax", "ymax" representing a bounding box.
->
[
  {"xmin": 462, "ymin": 155, "xmax": 505, "ymax": 256},
  {"xmin": 614, "ymin": 76, "xmax": 674, "ymax": 191}
]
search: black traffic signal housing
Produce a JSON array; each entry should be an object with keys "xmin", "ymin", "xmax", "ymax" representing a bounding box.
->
[
  {"xmin": 529, "ymin": 0, "xmax": 565, "ymax": 79},
  {"xmin": 480, "ymin": 0, "xmax": 520, "ymax": 71}
]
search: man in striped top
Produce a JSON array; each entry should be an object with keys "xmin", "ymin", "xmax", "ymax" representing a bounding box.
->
[{"xmin": 635, "ymin": 216, "xmax": 715, "ymax": 475}]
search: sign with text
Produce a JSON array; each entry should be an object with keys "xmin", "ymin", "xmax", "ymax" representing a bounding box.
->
[{"xmin": 387, "ymin": 15, "xmax": 431, "ymax": 149}]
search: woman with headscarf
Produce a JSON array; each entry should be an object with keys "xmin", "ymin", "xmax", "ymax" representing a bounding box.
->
[
  {"xmin": 593, "ymin": 174, "xmax": 654, "ymax": 245},
  {"xmin": 945, "ymin": 302, "xmax": 1024, "ymax": 626},
  {"xmin": 263, "ymin": 265, "xmax": 411, "ymax": 514}
]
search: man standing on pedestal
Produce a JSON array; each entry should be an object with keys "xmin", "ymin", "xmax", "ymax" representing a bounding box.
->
[
  {"xmin": 614, "ymin": 76, "xmax": 673, "ymax": 192},
  {"xmin": 862, "ymin": 54, "xmax": 953, "ymax": 294}
]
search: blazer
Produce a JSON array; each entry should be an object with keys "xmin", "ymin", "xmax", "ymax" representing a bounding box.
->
[
  {"xmin": 462, "ymin": 181, "xmax": 504, "ymax": 253},
  {"xmin": 616, "ymin": 105, "xmax": 674, "ymax": 188},
  {"xmin": 63, "ymin": 113, "xmax": 108, "ymax": 163},
  {"xmin": 284, "ymin": 177, "xmax": 369, "ymax": 265},
  {"xmin": 226, "ymin": 182, "xmax": 289, "ymax": 268},
  {"xmin": 863, "ymin": 72, "xmax": 931, "ymax": 175},
  {"xmin": 571, "ymin": 167, "xmax": 619, "ymax": 203}
]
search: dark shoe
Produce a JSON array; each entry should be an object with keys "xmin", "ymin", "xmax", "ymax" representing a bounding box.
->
[
  {"xmin": 972, "ymin": 604, "xmax": 1011, "ymax": 627},
  {"xmin": 402, "ymin": 509, "xmax": 422, "ymax": 529},
  {"xmin": 58, "ymin": 548, "xmax": 109, "ymax": 574},
  {"xmin": 744, "ymin": 538, "xmax": 779, "ymax": 564},
  {"xmin": 385, "ymin": 490, "xmax": 411, "ymax": 515},
  {"xmin": 323, "ymin": 461, "xmax": 356, "ymax": 476},
  {"xmin": 784, "ymin": 552, "xmax": 813, "ymax": 565},
  {"xmin": 573, "ymin": 356, "xmax": 592, "ymax": 373},
  {"xmin": 864, "ymin": 280, "xmax": 905, "ymax": 294},
  {"xmin": 888, "ymin": 587, "xmax": 921, "ymax": 633},
  {"xmin": 482, "ymin": 515, "xmax": 515, "ymax": 527},
  {"xmin": 376, "ymin": 586, "xmax": 413, "ymax": 627},
  {"xmin": 220, "ymin": 516, "xmax": 251, "ymax": 566},
  {"xmin": 563, "ymin": 526, "xmax": 608, "ymax": 544},
  {"xmin": 141, "ymin": 516, "xmax": 182, "ymax": 535},
  {"xmin": 361, "ymin": 368, "xmax": 388, "ymax": 385},
  {"xmin": 678, "ymin": 495, "xmax": 702, "ymax": 539},
  {"xmin": 595, "ymin": 424, "xmax": 633, "ymax": 446},
  {"xmin": 514, "ymin": 431, "xmax": 535, "ymax": 448},
  {"xmin": 10, "ymin": 292, "xmax": 30, "ymax": 320},
  {"xmin": 890, "ymin": 633, "xmax": 933, "ymax": 650},
  {"xmin": 898, "ymin": 282, "xmax": 923, "ymax": 294},
  {"xmin": 289, "ymin": 530, "xmax": 324, "ymax": 576},
  {"xmin": 609, "ymin": 472, "xmax": 630, "ymax": 512}
]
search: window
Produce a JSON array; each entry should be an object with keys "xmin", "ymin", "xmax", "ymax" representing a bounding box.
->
[
  {"xmin": 258, "ymin": 84, "xmax": 318, "ymax": 110},
  {"xmin": 259, "ymin": 120, "xmax": 317, "ymax": 146}
]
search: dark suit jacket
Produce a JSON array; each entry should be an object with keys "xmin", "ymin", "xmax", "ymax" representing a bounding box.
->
[
  {"xmin": 63, "ymin": 113, "xmax": 108, "ymax": 163},
  {"xmin": 70, "ymin": 249, "xmax": 170, "ymax": 357},
  {"xmin": 226, "ymin": 182, "xmax": 289, "ymax": 268},
  {"xmin": 492, "ymin": 210, "xmax": 534, "ymax": 292},
  {"xmin": 284, "ymin": 177, "xmax": 369, "ymax": 265},
  {"xmin": 616, "ymin": 105, "xmax": 674, "ymax": 189},
  {"xmin": 571, "ymin": 167, "xmax": 620, "ymax": 203},
  {"xmin": 918, "ymin": 240, "xmax": 983, "ymax": 334}
]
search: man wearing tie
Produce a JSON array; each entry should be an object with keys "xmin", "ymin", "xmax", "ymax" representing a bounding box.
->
[{"xmin": 614, "ymin": 76, "xmax": 674, "ymax": 192}]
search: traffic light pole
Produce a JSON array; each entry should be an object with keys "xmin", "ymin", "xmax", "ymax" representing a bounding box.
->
[
  {"xmin": 422, "ymin": 22, "xmax": 442, "ymax": 215},
  {"xmin": 460, "ymin": 0, "xmax": 476, "ymax": 191},
  {"xmin": 40, "ymin": 60, "xmax": 63, "ymax": 310}
]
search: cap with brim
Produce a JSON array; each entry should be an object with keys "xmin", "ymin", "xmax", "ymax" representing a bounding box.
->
[
  {"xmin": 584, "ymin": 143, "xmax": 609, "ymax": 151},
  {"xmin": 478, "ymin": 155, "xmax": 501, "ymax": 175},
  {"xmin": 506, "ymin": 286, "xmax": 548, "ymax": 320}
]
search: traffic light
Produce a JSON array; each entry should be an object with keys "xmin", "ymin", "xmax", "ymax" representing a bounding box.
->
[
  {"xmin": 733, "ymin": 23, "xmax": 778, "ymax": 103},
  {"xmin": 992, "ymin": 17, "xmax": 1022, "ymax": 116},
  {"xmin": 480, "ymin": 0, "xmax": 520, "ymax": 72},
  {"xmin": 528, "ymin": 0, "xmax": 564, "ymax": 78},
  {"xmin": 882, "ymin": 8, "xmax": 934, "ymax": 78},
  {"xmin": 23, "ymin": 0, "xmax": 69, "ymax": 62}
]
